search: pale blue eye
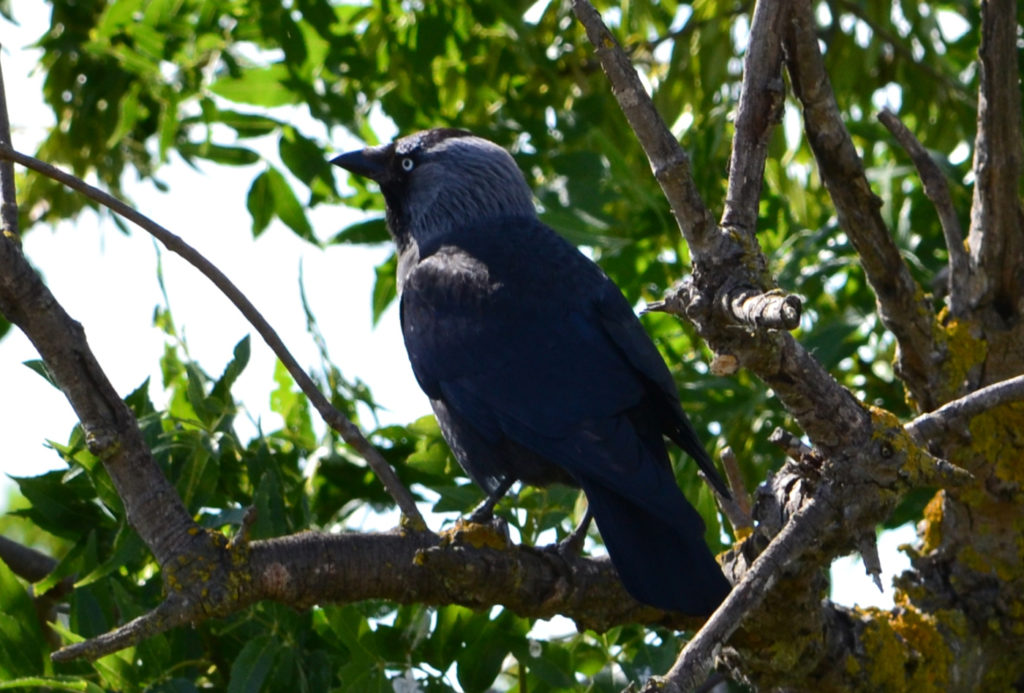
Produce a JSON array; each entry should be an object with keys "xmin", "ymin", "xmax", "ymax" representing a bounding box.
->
[{"xmin": 401, "ymin": 157, "xmax": 415, "ymax": 172}]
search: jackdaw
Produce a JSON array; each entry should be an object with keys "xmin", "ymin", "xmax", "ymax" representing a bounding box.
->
[{"xmin": 331, "ymin": 128, "xmax": 731, "ymax": 615}]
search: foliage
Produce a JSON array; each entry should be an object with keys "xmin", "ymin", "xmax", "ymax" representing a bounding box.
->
[{"xmin": 2, "ymin": 0, "xmax": 985, "ymax": 689}]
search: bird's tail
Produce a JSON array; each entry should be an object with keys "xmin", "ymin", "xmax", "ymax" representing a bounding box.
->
[
  {"xmin": 581, "ymin": 479, "xmax": 731, "ymax": 616},
  {"xmin": 666, "ymin": 416, "xmax": 731, "ymax": 499}
]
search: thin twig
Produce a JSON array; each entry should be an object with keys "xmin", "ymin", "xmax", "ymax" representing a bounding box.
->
[
  {"xmin": 877, "ymin": 109, "xmax": 969, "ymax": 317},
  {"xmin": 721, "ymin": 0, "xmax": 787, "ymax": 236},
  {"xmin": 906, "ymin": 374, "xmax": 1024, "ymax": 443},
  {"xmin": 570, "ymin": 0, "xmax": 719, "ymax": 253},
  {"xmin": 0, "ymin": 535, "xmax": 57, "ymax": 582},
  {"xmin": 768, "ymin": 427, "xmax": 817, "ymax": 465},
  {"xmin": 52, "ymin": 598, "xmax": 194, "ymax": 663},
  {"xmin": 0, "ymin": 143, "xmax": 427, "ymax": 529},
  {"xmin": 0, "ymin": 53, "xmax": 18, "ymax": 237},
  {"xmin": 719, "ymin": 447, "xmax": 753, "ymax": 535}
]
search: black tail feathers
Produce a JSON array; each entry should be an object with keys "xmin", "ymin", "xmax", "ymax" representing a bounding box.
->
[{"xmin": 582, "ymin": 480, "xmax": 731, "ymax": 615}]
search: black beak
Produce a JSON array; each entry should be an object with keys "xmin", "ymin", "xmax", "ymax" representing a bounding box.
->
[{"xmin": 330, "ymin": 144, "xmax": 391, "ymax": 183}]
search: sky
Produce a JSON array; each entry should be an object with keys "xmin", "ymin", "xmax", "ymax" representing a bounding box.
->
[{"xmin": 0, "ymin": 4, "xmax": 913, "ymax": 611}]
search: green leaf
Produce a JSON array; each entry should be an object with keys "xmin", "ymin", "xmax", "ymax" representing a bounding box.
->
[
  {"xmin": 13, "ymin": 472, "xmax": 113, "ymax": 540},
  {"xmin": 213, "ymin": 109, "xmax": 282, "ymax": 138},
  {"xmin": 22, "ymin": 359, "xmax": 59, "ymax": 389},
  {"xmin": 454, "ymin": 608, "xmax": 529, "ymax": 692},
  {"xmin": 329, "ymin": 217, "xmax": 390, "ymax": 245},
  {"xmin": 178, "ymin": 142, "xmax": 261, "ymax": 166},
  {"xmin": 208, "ymin": 65, "xmax": 298, "ymax": 107},
  {"xmin": 279, "ymin": 127, "xmax": 330, "ymax": 186},
  {"xmin": 246, "ymin": 170, "xmax": 275, "ymax": 237},
  {"xmin": 270, "ymin": 360, "xmax": 316, "ymax": 448},
  {"xmin": 211, "ymin": 335, "xmax": 251, "ymax": 402},
  {"xmin": 265, "ymin": 166, "xmax": 315, "ymax": 241},
  {"xmin": 0, "ymin": 561, "xmax": 50, "ymax": 679},
  {"xmin": 92, "ymin": 649, "xmax": 137, "ymax": 692},
  {"xmin": 371, "ymin": 253, "xmax": 398, "ymax": 325},
  {"xmin": 227, "ymin": 635, "xmax": 278, "ymax": 693},
  {"xmin": 246, "ymin": 166, "xmax": 315, "ymax": 240}
]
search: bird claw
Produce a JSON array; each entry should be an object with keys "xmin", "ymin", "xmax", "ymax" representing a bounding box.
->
[
  {"xmin": 552, "ymin": 526, "xmax": 588, "ymax": 559},
  {"xmin": 549, "ymin": 506, "xmax": 593, "ymax": 559}
]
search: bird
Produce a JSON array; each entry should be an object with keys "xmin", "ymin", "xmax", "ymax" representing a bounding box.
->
[{"xmin": 331, "ymin": 128, "xmax": 731, "ymax": 615}]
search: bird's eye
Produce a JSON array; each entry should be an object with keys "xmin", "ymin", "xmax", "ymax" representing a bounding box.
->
[{"xmin": 400, "ymin": 157, "xmax": 415, "ymax": 172}]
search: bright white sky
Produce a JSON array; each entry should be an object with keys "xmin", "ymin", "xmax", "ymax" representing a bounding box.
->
[{"xmin": 0, "ymin": 4, "xmax": 913, "ymax": 611}]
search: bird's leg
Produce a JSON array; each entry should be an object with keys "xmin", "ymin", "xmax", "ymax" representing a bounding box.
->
[
  {"xmin": 555, "ymin": 505, "xmax": 593, "ymax": 557},
  {"xmin": 465, "ymin": 476, "xmax": 514, "ymax": 524}
]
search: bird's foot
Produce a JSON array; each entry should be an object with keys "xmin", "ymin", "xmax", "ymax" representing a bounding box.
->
[
  {"xmin": 440, "ymin": 514, "xmax": 511, "ymax": 550},
  {"xmin": 552, "ymin": 523, "xmax": 588, "ymax": 559},
  {"xmin": 549, "ymin": 506, "xmax": 593, "ymax": 559},
  {"xmin": 521, "ymin": 542, "xmax": 577, "ymax": 609}
]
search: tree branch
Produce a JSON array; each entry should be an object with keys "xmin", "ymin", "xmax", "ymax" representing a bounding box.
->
[
  {"xmin": 0, "ymin": 53, "xmax": 17, "ymax": 238},
  {"xmin": 53, "ymin": 528, "xmax": 711, "ymax": 662},
  {"xmin": 783, "ymin": 0, "xmax": 939, "ymax": 410},
  {"xmin": 0, "ymin": 143, "xmax": 426, "ymax": 530},
  {"xmin": 966, "ymin": 0, "xmax": 1024, "ymax": 315},
  {"xmin": 720, "ymin": 0, "xmax": 787, "ymax": 236},
  {"xmin": 877, "ymin": 109, "xmax": 970, "ymax": 318},
  {"xmin": 570, "ymin": 0, "xmax": 719, "ymax": 255},
  {"xmin": 0, "ymin": 180, "xmax": 198, "ymax": 571},
  {"xmin": 656, "ymin": 495, "xmax": 832, "ymax": 691},
  {"xmin": 0, "ymin": 535, "xmax": 57, "ymax": 583},
  {"xmin": 906, "ymin": 373, "xmax": 1024, "ymax": 444}
]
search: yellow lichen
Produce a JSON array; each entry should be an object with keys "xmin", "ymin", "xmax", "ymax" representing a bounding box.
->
[
  {"xmin": 439, "ymin": 518, "xmax": 510, "ymax": 550},
  {"xmin": 855, "ymin": 605, "xmax": 953, "ymax": 692},
  {"xmin": 859, "ymin": 615, "xmax": 908, "ymax": 691},
  {"xmin": 890, "ymin": 607, "xmax": 952, "ymax": 690},
  {"xmin": 933, "ymin": 313, "xmax": 987, "ymax": 403},
  {"xmin": 968, "ymin": 403, "xmax": 1024, "ymax": 486},
  {"xmin": 919, "ymin": 491, "xmax": 944, "ymax": 554}
]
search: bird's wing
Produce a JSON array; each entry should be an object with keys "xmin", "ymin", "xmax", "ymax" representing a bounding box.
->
[
  {"xmin": 402, "ymin": 218, "xmax": 691, "ymax": 491},
  {"xmin": 593, "ymin": 285, "xmax": 729, "ymax": 496},
  {"xmin": 402, "ymin": 218, "xmax": 641, "ymax": 428}
]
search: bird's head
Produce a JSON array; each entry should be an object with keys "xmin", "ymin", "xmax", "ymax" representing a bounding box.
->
[{"xmin": 331, "ymin": 129, "xmax": 536, "ymax": 245}]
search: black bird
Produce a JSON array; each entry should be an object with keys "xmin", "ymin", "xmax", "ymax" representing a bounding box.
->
[{"xmin": 331, "ymin": 129, "xmax": 731, "ymax": 615}]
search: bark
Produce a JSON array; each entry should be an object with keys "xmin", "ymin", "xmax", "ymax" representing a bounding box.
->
[
  {"xmin": 967, "ymin": 0, "xmax": 1024, "ymax": 320},
  {"xmin": 575, "ymin": 0, "xmax": 1024, "ymax": 690}
]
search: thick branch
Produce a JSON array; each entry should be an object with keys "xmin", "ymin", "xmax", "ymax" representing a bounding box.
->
[
  {"xmin": 54, "ymin": 527, "xmax": 711, "ymax": 661},
  {"xmin": 783, "ymin": 0, "xmax": 938, "ymax": 410},
  {"xmin": 877, "ymin": 109, "xmax": 970, "ymax": 317},
  {"xmin": 966, "ymin": 0, "xmax": 1024, "ymax": 315},
  {"xmin": 0, "ymin": 143, "xmax": 425, "ymax": 529}
]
